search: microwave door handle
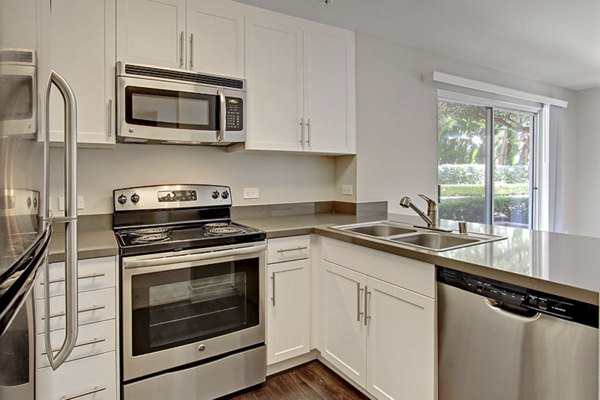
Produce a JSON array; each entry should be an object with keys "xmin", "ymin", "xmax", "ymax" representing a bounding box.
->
[
  {"xmin": 218, "ymin": 89, "xmax": 226, "ymax": 143},
  {"xmin": 44, "ymin": 70, "xmax": 79, "ymax": 371}
]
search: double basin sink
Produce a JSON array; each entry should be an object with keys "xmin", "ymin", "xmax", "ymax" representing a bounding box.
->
[{"xmin": 334, "ymin": 221, "xmax": 505, "ymax": 252}]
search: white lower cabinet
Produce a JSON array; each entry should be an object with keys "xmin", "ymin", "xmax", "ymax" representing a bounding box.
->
[
  {"xmin": 319, "ymin": 238, "xmax": 436, "ymax": 400},
  {"xmin": 266, "ymin": 236, "xmax": 311, "ymax": 365},
  {"xmin": 36, "ymin": 351, "xmax": 117, "ymax": 400},
  {"xmin": 35, "ymin": 256, "xmax": 119, "ymax": 399},
  {"xmin": 320, "ymin": 260, "xmax": 368, "ymax": 386},
  {"xmin": 366, "ymin": 277, "xmax": 435, "ymax": 400}
]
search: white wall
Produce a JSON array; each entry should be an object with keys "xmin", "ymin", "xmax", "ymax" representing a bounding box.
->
[
  {"xmin": 354, "ymin": 33, "xmax": 580, "ymax": 228},
  {"xmin": 49, "ymin": 145, "xmax": 335, "ymax": 215},
  {"xmin": 574, "ymin": 87, "xmax": 600, "ymax": 237}
]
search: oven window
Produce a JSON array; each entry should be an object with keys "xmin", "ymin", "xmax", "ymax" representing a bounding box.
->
[
  {"xmin": 0, "ymin": 75, "xmax": 33, "ymax": 121},
  {"xmin": 125, "ymin": 86, "xmax": 218, "ymax": 130},
  {"xmin": 130, "ymin": 258, "xmax": 259, "ymax": 356}
]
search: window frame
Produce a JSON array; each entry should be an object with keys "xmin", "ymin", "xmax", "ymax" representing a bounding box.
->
[{"xmin": 437, "ymin": 90, "xmax": 545, "ymax": 229}]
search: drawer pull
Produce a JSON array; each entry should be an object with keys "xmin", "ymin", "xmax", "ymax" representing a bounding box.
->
[
  {"xmin": 60, "ymin": 386, "xmax": 106, "ymax": 400},
  {"xmin": 43, "ymin": 305, "xmax": 106, "ymax": 320},
  {"xmin": 40, "ymin": 272, "xmax": 106, "ymax": 285},
  {"xmin": 276, "ymin": 246, "xmax": 308, "ymax": 253},
  {"xmin": 42, "ymin": 337, "xmax": 106, "ymax": 356}
]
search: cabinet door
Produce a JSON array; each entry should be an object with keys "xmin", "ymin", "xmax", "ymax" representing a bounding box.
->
[
  {"xmin": 117, "ymin": 0, "xmax": 186, "ymax": 69},
  {"xmin": 319, "ymin": 260, "xmax": 367, "ymax": 388},
  {"xmin": 267, "ymin": 259, "xmax": 310, "ymax": 365},
  {"xmin": 245, "ymin": 13, "xmax": 304, "ymax": 151},
  {"xmin": 49, "ymin": 0, "xmax": 115, "ymax": 144},
  {"xmin": 304, "ymin": 28, "xmax": 356, "ymax": 154},
  {"xmin": 186, "ymin": 0, "xmax": 244, "ymax": 77},
  {"xmin": 366, "ymin": 277, "xmax": 436, "ymax": 400}
]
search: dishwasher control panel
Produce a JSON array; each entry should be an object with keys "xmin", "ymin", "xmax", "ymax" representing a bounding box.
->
[{"xmin": 437, "ymin": 267, "xmax": 598, "ymax": 328}]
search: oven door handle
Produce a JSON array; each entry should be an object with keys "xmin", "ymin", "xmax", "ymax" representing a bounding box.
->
[{"xmin": 123, "ymin": 243, "xmax": 267, "ymax": 270}]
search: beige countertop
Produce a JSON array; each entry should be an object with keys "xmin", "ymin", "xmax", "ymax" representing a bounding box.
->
[
  {"xmin": 48, "ymin": 214, "xmax": 118, "ymax": 263},
  {"xmin": 50, "ymin": 212, "xmax": 599, "ymax": 304},
  {"xmin": 243, "ymin": 213, "xmax": 599, "ymax": 305}
]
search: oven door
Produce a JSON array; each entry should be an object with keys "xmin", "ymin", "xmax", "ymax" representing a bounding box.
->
[{"xmin": 122, "ymin": 242, "xmax": 266, "ymax": 381}]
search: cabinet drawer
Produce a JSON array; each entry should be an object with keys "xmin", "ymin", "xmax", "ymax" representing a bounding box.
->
[
  {"xmin": 35, "ymin": 287, "xmax": 116, "ymax": 334},
  {"xmin": 36, "ymin": 319, "xmax": 116, "ymax": 368},
  {"xmin": 37, "ymin": 351, "xmax": 117, "ymax": 400},
  {"xmin": 34, "ymin": 257, "xmax": 116, "ymax": 299},
  {"xmin": 267, "ymin": 236, "xmax": 310, "ymax": 264}
]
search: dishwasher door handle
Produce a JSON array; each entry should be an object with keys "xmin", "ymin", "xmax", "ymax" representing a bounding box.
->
[{"xmin": 484, "ymin": 298, "xmax": 540, "ymax": 321}]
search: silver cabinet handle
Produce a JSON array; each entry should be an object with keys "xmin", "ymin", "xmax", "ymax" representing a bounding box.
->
[
  {"xmin": 270, "ymin": 273, "xmax": 276, "ymax": 307},
  {"xmin": 107, "ymin": 99, "xmax": 112, "ymax": 137},
  {"xmin": 306, "ymin": 118, "xmax": 311, "ymax": 144},
  {"xmin": 42, "ymin": 337, "xmax": 105, "ymax": 356},
  {"xmin": 298, "ymin": 118, "xmax": 304, "ymax": 143},
  {"xmin": 356, "ymin": 283, "xmax": 364, "ymax": 323},
  {"xmin": 179, "ymin": 31, "xmax": 184, "ymax": 68},
  {"xmin": 217, "ymin": 89, "xmax": 226, "ymax": 142},
  {"xmin": 364, "ymin": 288, "xmax": 371, "ymax": 326},
  {"xmin": 43, "ymin": 305, "xmax": 106, "ymax": 320},
  {"xmin": 44, "ymin": 70, "xmax": 79, "ymax": 371},
  {"xmin": 189, "ymin": 33, "xmax": 194, "ymax": 68},
  {"xmin": 276, "ymin": 246, "xmax": 308, "ymax": 253},
  {"xmin": 60, "ymin": 386, "xmax": 106, "ymax": 400},
  {"xmin": 40, "ymin": 272, "xmax": 106, "ymax": 286}
]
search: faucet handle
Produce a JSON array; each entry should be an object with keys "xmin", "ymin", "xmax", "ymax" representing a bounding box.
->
[{"xmin": 418, "ymin": 194, "xmax": 436, "ymax": 205}]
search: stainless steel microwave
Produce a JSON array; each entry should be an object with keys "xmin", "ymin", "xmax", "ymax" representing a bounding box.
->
[
  {"xmin": 116, "ymin": 62, "xmax": 245, "ymax": 146},
  {"xmin": 0, "ymin": 49, "xmax": 37, "ymax": 138}
]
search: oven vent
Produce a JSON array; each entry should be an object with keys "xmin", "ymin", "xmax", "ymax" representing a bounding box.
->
[
  {"xmin": 0, "ymin": 50, "xmax": 35, "ymax": 64},
  {"xmin": 124, "ymin": 64, "xmax": 244, "ymax": 90}
]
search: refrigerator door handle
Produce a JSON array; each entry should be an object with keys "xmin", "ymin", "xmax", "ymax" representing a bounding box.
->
[{"xmin": 44, "ymin": 70, "xmax": 79, "ymax": 370}]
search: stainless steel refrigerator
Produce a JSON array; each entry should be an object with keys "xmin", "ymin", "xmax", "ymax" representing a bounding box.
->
[{"xmin": 1, "ymin": 0, "xmax": 79, "ymax": 398}]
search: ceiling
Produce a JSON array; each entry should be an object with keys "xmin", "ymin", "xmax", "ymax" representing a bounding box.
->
[{"xmin": 234, "ymin": 0, "xmax": 600, "ymax": 91}]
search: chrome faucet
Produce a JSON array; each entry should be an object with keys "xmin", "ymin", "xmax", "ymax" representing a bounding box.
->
[{"xmin": 399, "ymin": 194, "xmax": 438, "ymax": 229}]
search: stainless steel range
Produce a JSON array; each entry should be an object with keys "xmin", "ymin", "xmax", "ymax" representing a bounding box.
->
[{"xmin": 113, "ymin": 184, "xmax": 267, "ymax": 400}]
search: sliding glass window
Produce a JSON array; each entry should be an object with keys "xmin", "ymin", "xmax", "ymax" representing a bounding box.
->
[{"xmin": 437, "ymin": 98, "xmax": 536, "ymax": 228}]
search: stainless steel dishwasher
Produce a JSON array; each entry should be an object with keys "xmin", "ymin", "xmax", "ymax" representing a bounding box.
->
[{"xmin": 438, "ymin": 267, "xmax": 598, "ymax": 400}]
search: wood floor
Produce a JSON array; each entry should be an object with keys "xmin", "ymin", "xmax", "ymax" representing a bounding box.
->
[{"xmin": 225, "ymin": 361, "xmax": 369, "ymax": 400}]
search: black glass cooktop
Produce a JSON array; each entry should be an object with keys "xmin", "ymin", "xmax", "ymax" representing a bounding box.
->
[{"xmin": 115, "ymin": 222, "xmax": 265, "ymax": 256}]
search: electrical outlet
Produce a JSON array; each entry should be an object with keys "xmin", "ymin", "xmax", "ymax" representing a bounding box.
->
[
  {"xmin": 342, "ymin": 185, "xmax": 353, "ymax": 195},
  {"xmin": 243, "ymin": 187, "xmax": 259, "ymax": 199},
  {"xmin": 58, "ymin": 196, "xmax": 85, "ymax": 211}
]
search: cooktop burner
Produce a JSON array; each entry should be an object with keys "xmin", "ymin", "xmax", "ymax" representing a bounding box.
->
[
  {"xmin": 207, "ymin": 226, "xmax": 247, "ymax": 235},
  {"xmin": 131, "ymin": 233, "xmax": 170, "ymax": 244},
  {"xmin": 130, "ymin": 227, "xmax": 171, "ymax": 236}
]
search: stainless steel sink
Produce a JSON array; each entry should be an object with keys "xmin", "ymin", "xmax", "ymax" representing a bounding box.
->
[
  {"xmin": 390, "ymin": 233, "xmax": 481, "ymax": 251},
  {"xmin": 342, "ymin": 223, "xmax": 417, "ymax": 237},
  {"xmin": 333, "ymin": 221, "xmax": 506, "ymax": 252}
]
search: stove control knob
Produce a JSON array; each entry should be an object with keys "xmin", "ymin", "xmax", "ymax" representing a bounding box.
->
[
  {"xmin": 221, "ymin": 191, "xmax": 229, "ymax": 199},
  {"xmin": 212, "ymin": 190, "xmax": 220, "ymax": 199},
  {"xmin": 131, "ymin": 193, "xmax": 140, "ymax": 204},
  {"xmin": 538, "ymin": 298, "xmax": 548, "ymax": 311},
  {"xmin": 118, "ymin": 194, "xmax": 127, "ymax": 205}
]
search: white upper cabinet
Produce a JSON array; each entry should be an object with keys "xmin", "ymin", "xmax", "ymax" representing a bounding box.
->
[
  {"xmin": 49, "ymin": 0, "xmax": 115, "ymax": 145},
  {"xmin": 117, "ymin": 0, "xmax": 186, "ymax": 69},
  {"xmin": 245, "ymin": 13, "xmax": 304, "ymax": 151},
  {"xmin": 245, "ymin": 9, "xmax": 356, "ymax": 155},
  {"xmin": 303, "ymin": 28, "xmax": 356, "ymax": 154},
  {"xmin": 117, "ymin": 0, "xmax": 244, "ymax": 77},
  {"xmin": 186, "ymin": 0, "xmax": 245, "ymax": 77}
]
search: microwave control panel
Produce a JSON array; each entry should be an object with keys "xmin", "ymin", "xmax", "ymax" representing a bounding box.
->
[{"xmin": 225, "ymin": 97, "xmax": 243, "ymax": 131}]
